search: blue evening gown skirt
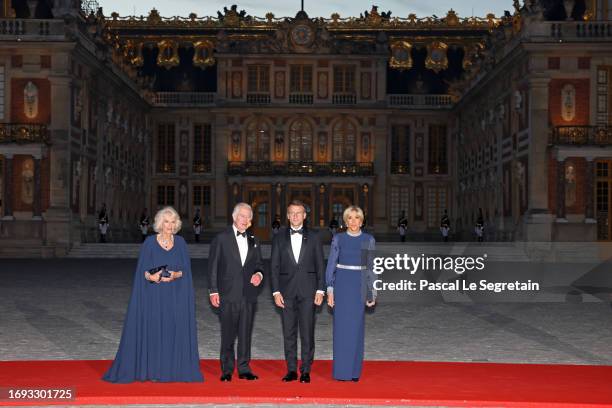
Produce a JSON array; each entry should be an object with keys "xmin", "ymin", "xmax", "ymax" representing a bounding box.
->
[{"xmin": 332, "ymin": 267, "xmax": 365, "ymax": 380}]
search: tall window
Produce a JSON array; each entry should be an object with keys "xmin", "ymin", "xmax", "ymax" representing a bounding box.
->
[
  {"xmin": 290, "ymin": 65, "xmax": 313, "ymax": 93},
  {"xmin": 247, "ymin": 65, "xmax": 270, "ymax": 93},
  {"xmin": 428, "ymin": 124, "xmax": 447, "ymax": 174},
  {"xmin": 157, "ymin": 185, "xmax": 175, "ymax": 207},
  {"xmin": 0, "ymin": 66, "xmax": 5, "ymax": 120},
  {"xmin": 390, "ymin": 186, "xmax": 410, "ymax": 226},
  {"xmin": 391, "ymin": 125, "xmax": 411, "ymax": 174},
  {"xmin": 193, "ymin": 123, "xmax": 212, "ymax": 172},
  {"xmin": 289, "ymin": 119, "xmax": 313, "ymax": 161},
  {"xmin": 596, "ymin": 66, "xmax": 612, "ymax": 126},
  {"xmin": 427, "ymin": 186, "xmax": 447, "ymax": 228},
  {"xmin": 332, "ymin": 119, "xmax": 356, "ymax": 161},
  {"xmin": 193, "ymin": 185, "xmax": 211, "ymax": 208},
  {"xmin": 246, "ymin": 119, "xmax": 270, "ymax": 161},
  {"xmin": 333, "ymin": 65, "xmax": 356, "ymax": 93},
  {"xmin": 0, "ymin": 156, "xmax": 3, "ymax": 216},
  {"xmin": 156, "ymin": 123, "xmax": 175, "ymax": 173}
]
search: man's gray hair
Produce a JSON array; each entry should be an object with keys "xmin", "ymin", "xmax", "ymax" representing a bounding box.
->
[{"xmin": 232, "ymin": 202, "xmax": 253, "ymax": 220}]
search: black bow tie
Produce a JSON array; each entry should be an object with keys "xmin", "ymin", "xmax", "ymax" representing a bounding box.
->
[
  {"xmin": 236, "ymin": 231, "xmax": 247, "ymax": 237},
  {"xmin": 290, "ymin": 228, "xmax": 303, "ymax": 235}
]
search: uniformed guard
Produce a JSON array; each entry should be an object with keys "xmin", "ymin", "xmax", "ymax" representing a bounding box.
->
[
  {"xmin": 139, "ymin": 208, "xmax": 150, "ymax": 242},
  {"xmin": 440, "ymin": 209, "xmax": 451, "ymax": 242},
  {"xmin": 193, "ymin": 208, "xmax": 202, "ymax": 243},
  {"xmin": 475, "ymin": 208, "xmax": 484, "ymax": 242},
  {"xmin": 397, "ymin": 211, "xmax": 408, "ymax": 242},
  {"xmin": 272, "ymin": 215, "xmax": 281, "ymax": 236},
  {"xmin": 98, "ymin": 203, "xmax": 109, "ymax": 243}
]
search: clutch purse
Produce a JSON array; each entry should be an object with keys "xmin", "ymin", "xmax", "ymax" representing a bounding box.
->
[{"xmin": 147, "ymin": 264, "xmax": 171, "ymax": 282}]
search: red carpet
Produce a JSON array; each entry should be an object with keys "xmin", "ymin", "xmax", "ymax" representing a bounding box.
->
[{"xmin": 0, "ymin": 359, "xmax": 611, "ymax": 406}]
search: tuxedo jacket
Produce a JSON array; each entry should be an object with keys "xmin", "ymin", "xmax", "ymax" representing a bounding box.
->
[
  {"xmin": 270, "ymin": 226, "xmax": 325, "ymax": 299},
  {"xmin": 208, "ymin": 227, "xmax": 265, "ymax": 303}
]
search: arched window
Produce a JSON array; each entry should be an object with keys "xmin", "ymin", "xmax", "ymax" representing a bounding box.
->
[
  {"xmin": 246, "ymin": 119, "xmax": 270, "ymax": 161},
  {"xmin": 332, "ymin": 118, "xmax": 356, "ymax": 162},
  {"xmin": 289, "ymin": 119, "xmax": 313, "ymax": 161}
]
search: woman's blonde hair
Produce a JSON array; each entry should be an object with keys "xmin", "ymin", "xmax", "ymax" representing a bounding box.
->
[
  {"xmin": 342, "ymin": 205, "xmax": 364, "ymax": 224},
  {"xmin": 153, "ymin": 206, "xmax": 182, "ymax": 234}
]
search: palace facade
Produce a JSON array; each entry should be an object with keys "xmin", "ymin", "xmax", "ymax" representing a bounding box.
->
[{"xmin": 1, "ymin": 0, "xmax": 611, "ymax": 255}]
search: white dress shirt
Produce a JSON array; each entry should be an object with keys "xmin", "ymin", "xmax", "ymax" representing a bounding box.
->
[
  {"xmin": 233, "ymin": 225, "xmax": 248, "ymax": 266},
  {"xmin": 290, "ymin": 225, "xmax": 303, "ymax": 263},
  {"xmin": 272, "ymin": 225, "xmax": 324, "ymax": 297}
]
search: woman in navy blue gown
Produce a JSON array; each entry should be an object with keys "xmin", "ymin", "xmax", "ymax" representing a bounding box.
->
[
  {"xmin": 103, "ymin": 206, "xmax": 203, "ymax": 383},
  {"xmin": 325, "ymin": 205, "xmax": 376, "ymax": 381}
]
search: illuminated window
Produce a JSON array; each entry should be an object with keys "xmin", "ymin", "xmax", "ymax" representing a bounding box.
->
[
  {"xmin": 193, "ymin": 123, "xmax": 211, "ymax": 172},
  {"xmin": 332, "ymin": 119, "xmax": 356, "ymax": 161},
  {"xmin": 156, "ymin": 123, "xmax": 175, "ymax": 173},
  {"xmin": 289, "ymin": 119, "xmax": 313, "ymax": 161},
  {"xmin": 246, "ymin": 119, "xmax": 270, "ymax": 161}
]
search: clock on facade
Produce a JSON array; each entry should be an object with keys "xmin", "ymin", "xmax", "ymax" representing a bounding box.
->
[{"xmin": 291, "ymin": 24, "xmax": 314, "ymax": 47}]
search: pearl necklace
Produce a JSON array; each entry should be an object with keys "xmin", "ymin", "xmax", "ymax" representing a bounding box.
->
[{"xmin": 160, "ymin": 234, "xmax": 173, "ymax": 249}]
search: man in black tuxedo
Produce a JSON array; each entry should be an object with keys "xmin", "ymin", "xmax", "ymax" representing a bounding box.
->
[
  {"xmin": 208, "ymin": 202, "xmax": 264, "ymax": 382},
  {"xmin": 271, "ymin": 200, "xmax": 325, "ymax": 383}
]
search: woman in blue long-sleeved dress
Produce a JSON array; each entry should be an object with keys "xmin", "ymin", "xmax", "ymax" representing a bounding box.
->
[
  {"xmin": 103, "ymin": 206, "xmax": 203, "ymax": 383},
  {"xmin": 325, "ymin": 205, "xmax": 376, "ymax": 381}
]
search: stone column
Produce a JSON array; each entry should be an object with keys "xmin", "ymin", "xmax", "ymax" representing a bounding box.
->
[
  {"xmin": 33, "ymin": 156, "xmax": 42, "ymax": 219},
  {"xmin": 314, "ymin": 183, "xmax": 321, "ymax": 227},
  {"xmin": 271, "ymin": 182, "xmax": 278, "ymax": 220},
  {"xmin": 556, "ymin": 158, "xmax": 566, "ymax": 220},
  {"xmin": 372, "ymin": 117, "xmax": 388, "ymax": 231},
  {"xmin": 3, "ymin": 154, "xmax": 13, "ymax": 219},
  {"xmin": 214, "ymin": 117, "xmax": 229, "ymax": 227},
  {"xmin": 585, "ymin": 157, "xmax": 595, "ymax": 222},
  {"xmin": 279, "ymin": 183, "xmax": 286, "ymax": 220},
  {"xmin": 323, "ymin": 183, "xmax": 330, "ymax": 226},
  {"xmin": 46, "ymin": 73, "xmax": 74, "ymax": 255},
  {"xmin": 525, "ymin": 76, "xmax": 554, "ymax": 241}
]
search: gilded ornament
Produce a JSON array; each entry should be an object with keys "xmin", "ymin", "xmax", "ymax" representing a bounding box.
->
[
  {"xmin": 389, "ymin": 41, "xmax": 413, "ymax": 70},
  {"xmin": 157, "ymin": 40, "xmax": 179, "ymax": 69},
  {"xmin": 425, "ymin": 41, "xmax": 448, "ymax": 73},
  {"xmin": 193, "ymin": 40, "xmax": 215, "ymax": 68}
]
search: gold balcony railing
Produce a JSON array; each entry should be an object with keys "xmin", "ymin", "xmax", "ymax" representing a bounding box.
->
[{"xmin": 0, "ymin": 123, "xmax": 50, "ymax": 145}]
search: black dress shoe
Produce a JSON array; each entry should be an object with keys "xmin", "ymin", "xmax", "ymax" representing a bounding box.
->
[
  {"xmin": 299, "ymin": 373, "xmax": 311, "ymax": 383},
  {"xmin": 351, "ymin": 377, "xmax": 359, "ymax": 382},
  {"xmin": 238, "ymin": 372, "xmax": 258, "ymax": 380},
  {"xmin": 220, "ymin": 373, "xmax": 232, "ymax": 382},
  {"xmin": 282, "ymin": 371, "xmax": 298, "ymax": 382}
]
